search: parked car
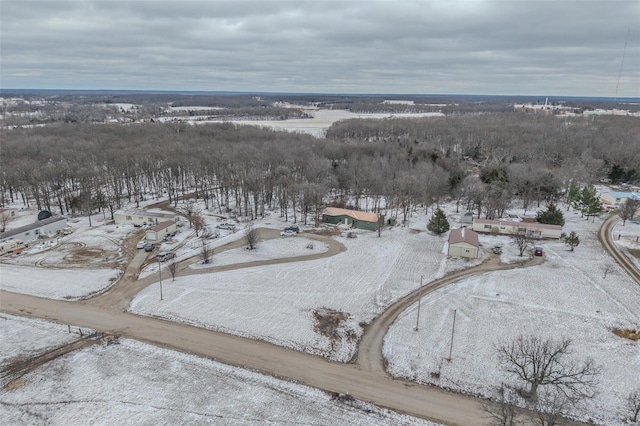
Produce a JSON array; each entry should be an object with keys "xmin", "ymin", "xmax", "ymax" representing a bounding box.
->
[
  {"xmin": 492, "ymin": 245, "xmax": 503, "ymax": 254},
  {"xmin": 280, "ymin": 229, "xmax": 297, "ymax": 237},
  {"xmin": 534, "ymin": 247, "xmax": 544, "ymax": 256},
  {"xmin": 137, "ymin": 240, "xmax": 147, "ymax": 249},
  {"xmin": 156, "ymin": 252, "xmax": 175, "ymax": 262},
  {"xmin": 144, "ymin": 243, "xmax": 156, "ymax": 252},
  {"xmin": 284, "ymin": 225, "xmax": 299, "ymax": 233},
  {"xmin": 216, "ymin": 222, "xmax": 236, "ymax": 230}
]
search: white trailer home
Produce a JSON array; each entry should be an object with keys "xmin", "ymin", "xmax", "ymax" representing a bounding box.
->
[
  {"xmin": 472, "ymin": 218, "xmax": 562, "ymax": 239},
  {"xmin": 0, "ymin": 217, "xmax": 68, "ymax": 244},
  {"xmin": 145, "ymin": 221, "xmax": 177, "ymax": 243},
  {"xmin": 114, "ymin": 210, "xmax": 177, "ymax": 227}
]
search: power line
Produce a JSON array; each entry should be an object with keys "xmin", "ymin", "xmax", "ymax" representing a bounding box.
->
[{"xmin": 615, "ymin": 28, "xmax": 630, "ymax": 101}]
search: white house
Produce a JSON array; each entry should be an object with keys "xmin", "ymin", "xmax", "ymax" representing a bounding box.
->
[
  {"xmin": 472, "ymin": 218, "xmax": 562, "ymax": 239},
  {"xmin": 0, "ymin": 217, "xmax": 68, "ymax": 244},
  {"xmin": 114, "ymin": 210, "xmax": 177, "ymax": 227},
  {"xmin": 145, "ymin": 221, "xmax": 177, "ymax": 243},
  {"xmin": 447, "ymin": 228, "xmax": 480, "ymax": 258},
  {"xmin": 601, "ymin": 191, "xmax": 640, "ymax": 208}
]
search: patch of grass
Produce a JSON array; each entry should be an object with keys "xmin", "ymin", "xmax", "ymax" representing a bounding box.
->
[
  {"xmin": 313, "ymin": 308, "xmax": 349, "ymax": 342},
  {"xmin": 612, "ymin": 328, "xmax": 640, "ymax": 341}
]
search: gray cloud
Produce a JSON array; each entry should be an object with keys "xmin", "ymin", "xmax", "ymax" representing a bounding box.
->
[{"xmin": 1, "ymin": 0, "xmax": 638, "ymax": 96}]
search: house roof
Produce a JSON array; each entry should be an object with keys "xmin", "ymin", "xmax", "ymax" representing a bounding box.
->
[
  {"xmin": 323, "ymin": 207, "xmax": 380, "ymax": 223},
  {"xmin": 115, "ymin": 210, "xmax": 176, "ymax": 219},
  {"xmin": 0, "ymin": 216, "xmax": 67, "ymax": 240},
  {"xmin": 448, "ymin": 227, "xmax": 479, "ymax": 247},
  {"xmin": 473, "ymin": 218, "xmax": 562, "ymax": 231},
  {"xmin": 150, "ymin": 221, "xmax": 176, "ymax": 232}
]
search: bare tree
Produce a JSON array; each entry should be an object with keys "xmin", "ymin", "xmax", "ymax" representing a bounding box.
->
[
  {"xmin": 0, "ymin": 213, "xmax": 13, "ymax": 233},
  {"xmin": 482, "ymin": 384, "xmax": 521, "ymax": 426},
  {"xmin": 179, "ymin": 200, "xmax": 198, "ymax": 229},
  {"xmin": 531, "ymin": 387, "xmax": 573, "ymax": 426},
  {"xmin": 619, "ymin": 199, "xmax": 640, "ymax": 226},
  {"xmin": 167, "ymin": 259, "xmax": 178, "ymax": 281},
  {"xmin": 377, "ymin": 214, "xmax": 385, "ymax": 237},
  {"xmin": 496, "ymin": 335, "xmax": 599, "ymax": 401},
  {"xmin": 627, "ymin": 389, "xmax": 640, "ymax": 423},
  {"xmin": 192, "ymin": 211, "xmax": 206, "ymax": 237},
  {"xmin": 511, "ymin": 232, "xmax": 534, "ymax": 257},
  {"xmin": 245, "ymin": 225, "xmax": 259, "ymax": 250},
  {"xmin": 200, "ymin": 230, "xmax": 213, "ymax": 264}
]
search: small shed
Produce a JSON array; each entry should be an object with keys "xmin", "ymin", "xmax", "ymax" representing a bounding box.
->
[
  {"xmin": 145, "ymin": 221, "xmax": 177, "ymax": 243},
  {"xmin": 322, "ymin": 207, "xmax": 382, "ymax": 231},
  {"xmin": 448, "ymin": 228, "xmax": 480, "ymax": 259},
  {"xmin": 460, "ymin": 211, "xmax": 474, "ymax": 224}
]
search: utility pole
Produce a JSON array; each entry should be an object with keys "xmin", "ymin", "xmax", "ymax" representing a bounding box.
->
[
  {"xmin": 447, "ymin": 309, "xmax": 457, "ymax": 361},
  {"xmin": 415, "ymin": 275, "xmax": 423, "ymax": 331},
  {"xmin": 158, "ymin": 256, "xmax": 163, "ymax": 301}
]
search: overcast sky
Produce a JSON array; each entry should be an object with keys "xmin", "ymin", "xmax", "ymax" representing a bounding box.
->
[{"xmin": 1, "ymin": 0, "xmax": 639, "ymax": 97}]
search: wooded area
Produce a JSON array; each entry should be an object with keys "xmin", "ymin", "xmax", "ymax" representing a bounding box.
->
[{"xmin": 1, "ymin": 112, "xmax": 638, "ymax": 225}]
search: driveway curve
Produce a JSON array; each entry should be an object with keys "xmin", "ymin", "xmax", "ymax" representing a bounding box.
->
[
  {"xmin": 598, "ymin": 213, "xmax": 640, "ymax": 286},
  {"xmin": 356, "ymin": 253, "xmax": 545, "ymax": 373},
  {"xmin": 86, "ymin": 228, "xmax": 345, "ymax": 311}
]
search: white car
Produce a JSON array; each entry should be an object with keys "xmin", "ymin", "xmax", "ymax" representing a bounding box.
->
[
  {"xmin": 136, "ymin": 240, "xmax": 147, "ymax": 249},
  {"xmin": 216, "ymin": 222, "xmax": 236, "ymax": 230},
  {"xmin": 280, "ymin": 230, "xmax": 297, "ymax": 237}
]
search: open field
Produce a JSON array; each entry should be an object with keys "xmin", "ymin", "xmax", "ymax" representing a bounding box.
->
[{"xmin": 0, "ymin": 314, "xmax": 439, "ymax": 425}]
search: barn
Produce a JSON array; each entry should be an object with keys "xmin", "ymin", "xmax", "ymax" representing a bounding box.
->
[
  {"xmin": 447, "ymin": 228, "xmax": 479, "ymax": 259},
  {"xmin": 145, "ymin": 221, "xmax": 177, "ymax": 243},
  {"xmin": 0, "ymin": 217, "xmax": 68, "ymax": 244},
  {"xmin": 322, "ymin": 207, "xmax": 382, "ymax": 231},
  {"xmin": 472, "ymin": 218, "xmax": 562, "ymax": 239}
]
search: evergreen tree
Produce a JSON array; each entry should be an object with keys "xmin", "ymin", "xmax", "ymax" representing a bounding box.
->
[
  {"xmin": 566, "ymin": 182, "xmax": 581, "ymax": 211},
  {"xmin": 563, "ymin": 231, "xmax": 580, "ymax": 251},
  {"xmin": 578, "ymin": 185, "xmax": 601, "ymax": 218},
  {"xmin": 536, "ymin": 202, "xmax": 565, "ymax": 226},
  {"xmin": 427, "ymin": 207, "xmax": 450, "ymax": 234}
]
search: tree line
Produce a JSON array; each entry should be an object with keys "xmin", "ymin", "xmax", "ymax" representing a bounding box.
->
[{"xmin": 1, "ymin": 113, "xmax": 638, "ymax": 225}]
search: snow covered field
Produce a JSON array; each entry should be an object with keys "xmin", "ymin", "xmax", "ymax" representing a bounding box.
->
[
  {"xmin": 0, "ymin": 314, "xmax": 438, "ymax": 426},
  {"xmin": 193, "ymin": 109, "xmax": 445, "ymax": 138},
  {"xmin": 384, "ymin": 213, "xmax": 640, "ymax": 425},
  {"xmin": 131, "ymin": 224, "xmax": 453, "ymax": 361}
]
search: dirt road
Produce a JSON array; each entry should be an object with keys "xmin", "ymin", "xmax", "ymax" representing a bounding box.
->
[
  {"xmin": 0, "ymin": 290, "xmax": 486, "ymax": 425},
  {"xmin": 598, "ymin": 213, "xmax": 640, "ymax": 286},
  {"xmin": 87, "ymin": 228, "xmax": 346, "ymax": 311}
]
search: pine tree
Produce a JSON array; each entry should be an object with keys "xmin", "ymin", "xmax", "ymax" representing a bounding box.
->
[
  {"xmin": 578, "ymin": 185, "xmax": 601, "ymax": 219},
  {"xmin": 536, "ymin": 202, "xmax": 565, "ymax": 226},
  {"xmin": 563, "ymin": 231, "xmax": 580, "ymax": 251},
  {"xmin": 427, "ymin": 208, "xmax": 450, "ymax": 234},
  {"xmin": 566, "ymin": 182, "xmax": 581, "ymax": 211}
]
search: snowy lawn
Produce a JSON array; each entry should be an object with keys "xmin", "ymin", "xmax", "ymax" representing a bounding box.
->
[
  {"xmin": 0, "ymin": 314, "xmax": 89, "ymax": 361},
  {"xmin": 0, "ymin": 264, "xmax": 121, "ymax": 300},
  {"xmin": 131, "ymin": 225, "xmax": 455, "ymax": 361},
  {"xmin": 384, "ymin": 213, "xmax": 640, "ymax": 426},
  {"xmin": 190, "ymin": 235, "xmax": 330, "ymax": 269},
  {"xmin": 0, "ymin": 316, "xmax": 438, "ymax": 426}
]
